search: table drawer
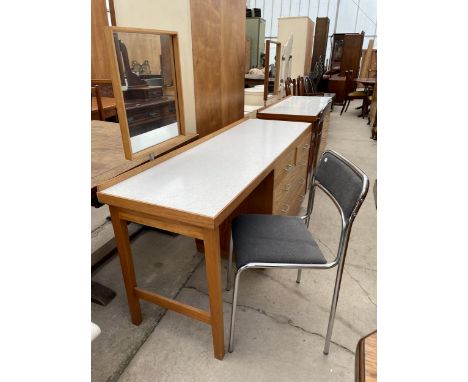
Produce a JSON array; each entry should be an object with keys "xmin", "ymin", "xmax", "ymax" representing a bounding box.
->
[
  {"xmin": 296, "ymin": 132, "xmax": 312, "ymax": 164},
  {"xmin": 274, "ymin": 148, "xmax": 296, "ymax": 187}
]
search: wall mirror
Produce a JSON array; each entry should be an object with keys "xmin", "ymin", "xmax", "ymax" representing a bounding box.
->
[
  {"xmin": 263, "ymin": 40, "xmax": 281, "ymax": 103},
  {"xmin": 106, "ymin": 27, "xmax": 189, "ymax": 160}
]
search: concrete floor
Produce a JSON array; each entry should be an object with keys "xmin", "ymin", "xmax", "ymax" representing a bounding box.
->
[{"xmin": 91, "ymin": 101, "xmax": 376, "ymax": 382}]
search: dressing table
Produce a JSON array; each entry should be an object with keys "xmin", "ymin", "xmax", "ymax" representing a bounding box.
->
[{"xmin": 97, "ymin": 118, "xmax": 312, "ymax": 359}]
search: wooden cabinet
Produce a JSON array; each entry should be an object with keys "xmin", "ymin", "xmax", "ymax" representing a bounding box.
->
[
  {"xmin": 272, "ymin": 130, "xmax": 311, "ymax": 216},
  {"xmin": 330, "ymin": 33, "xmax": 365, "ymax": 77},
  {"xmin": 245, "ymin": 17, "xmax": 266, "ymax": 69},
  {"xmin": 278, "ymin": 17, "xmax": 314, "ymax": 78}
]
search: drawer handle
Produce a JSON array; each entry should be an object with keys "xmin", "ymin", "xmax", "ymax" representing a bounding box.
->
[
  {"xmin": 298, "ymin": 177, "xmax": 306, "ymax": 185},
  {"xmin": 303, "ymin": 143, "xmax": 310, "ymax": 149},
  {"xmin": 283, "ymin": 183, "xmax": 291, "ymax": 192},
  {"xmin": 284, "ymin": 164, "xmax": 294, "ymax": 172},
  {"xmin": 298, "ymin": 160, "xmax": 307, "ymax": 167},
  {"xmin": 280, "ymin": 203, "xmax": 290, "ymax": 213}
]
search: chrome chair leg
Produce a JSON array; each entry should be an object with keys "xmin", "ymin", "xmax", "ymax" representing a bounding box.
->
[
  {"xmin": 296, "ymin": 269, "xmax": 302, "ymax": 283},
  {"xmin": 323, "ymin": 259, "xmax": 346, "ymax": 354},
  {"xmin": 226, "ymin": 235, "xmax": 233, "ymax": 291},
  {"xmin": 228, "ymin": 269, "xmax": 243, "ymax": 353}
]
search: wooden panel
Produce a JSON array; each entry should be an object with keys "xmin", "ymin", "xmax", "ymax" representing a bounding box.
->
[
  {"xmin": 191, "ymin": 0, "xmax": 244, "ymax": 137},
  {"xmin": 311, "ymin": 17, "xmax": 330, "ymax": 72},
  {"xmin": 221, "ymin": 0, "xmax": 245, "ymax": 127},
  {"xmin": 191, "ymin": 0, "xmax": 222, "ymax": 137},
  {"xmin": 359, "ymin": 40, "xmax": 374, "ymax": 79},
  {"xmin": 304, "ymin": 18, "xmax": 314, "ymax": 75},
  {"xmin": 118, "ymin": 33, "xmax": 162, "ymax": 75},
  {"xmin": 91, "ymin": 0, "xmax": 112, "ymax": 79}
]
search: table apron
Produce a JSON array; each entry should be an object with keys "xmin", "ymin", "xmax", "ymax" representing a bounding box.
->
[{"xmin": 116, "ymin": 207, "xmax": 206, "ymax": 240}]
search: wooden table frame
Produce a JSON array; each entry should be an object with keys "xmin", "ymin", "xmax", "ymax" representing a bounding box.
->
[{"xmin": 97, "ymin": 118, "xmax": 312, "ymax": 360}]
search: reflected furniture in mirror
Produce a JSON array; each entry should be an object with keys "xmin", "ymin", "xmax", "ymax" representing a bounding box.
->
[{"xmin": 106, "ymin": 27, "xmax": 196, "ymax": 160}]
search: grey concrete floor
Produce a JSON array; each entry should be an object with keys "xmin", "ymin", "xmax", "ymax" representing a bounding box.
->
[{"xmin": 91, "ymin": 101, "xmax": 376, "ymax": 382}]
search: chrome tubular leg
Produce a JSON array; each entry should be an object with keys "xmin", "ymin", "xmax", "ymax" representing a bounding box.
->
[
  {"xmin": 323, "ymin": 260, "xmax": 346, "ymax": 355},
  {"xmin": 226, "ymin": 235, "xmax": 233, "ymax": 291},
  {"xmin": 296, "ymin": 269, "xmax": 302, "ymax": 283},
  {"xmin": 228, "ymin": 270, "xmax": 243, "ymax": 353}
]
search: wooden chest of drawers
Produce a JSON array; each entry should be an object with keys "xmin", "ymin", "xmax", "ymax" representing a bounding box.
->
[{"xmin": 272, "ymin": 130, "xmax": 311, "ymax": 216}]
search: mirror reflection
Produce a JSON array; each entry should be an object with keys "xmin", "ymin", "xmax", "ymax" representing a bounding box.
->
[{"xmin": 112, "ymin": 31, "xmax": 180, "ymax": 154}]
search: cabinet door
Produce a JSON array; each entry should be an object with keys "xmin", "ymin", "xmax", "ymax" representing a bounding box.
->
[{"xmin": 341, "ymin": 34, "xmax": 364, "ymax": 77}]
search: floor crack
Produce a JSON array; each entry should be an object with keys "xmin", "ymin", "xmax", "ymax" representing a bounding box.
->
[
  {"xmin": 345, "ymin": 269, "xmax": 377, "ymax": 307},
  {"xmin": 91, "ymin": 219, "xmax": 111, "ymax": 238},
  {"xmin": 183, "ymin": 285, "xmax": 355, "ymax": 355}
]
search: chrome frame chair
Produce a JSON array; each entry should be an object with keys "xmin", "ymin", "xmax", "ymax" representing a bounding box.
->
[{"xmin": 226, "ymin": 150, "xmax": 369, "ymax": 354}]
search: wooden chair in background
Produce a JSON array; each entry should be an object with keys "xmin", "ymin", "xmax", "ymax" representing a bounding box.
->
[
  {"xmin": 340, "ymin": 70, "xmax": 368, "ymax": 116},
  {"xmin": 91, "ymin": 79, "xmax": 117, "ymax": 121},
  {"xmin": 91, "ymin": 86, "xmax": 104, "ymax": 121}
]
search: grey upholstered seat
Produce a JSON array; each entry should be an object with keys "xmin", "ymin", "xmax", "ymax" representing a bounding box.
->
[{"xmin": 232, "ymin": 214, "xmax": 326, "ymax": 268}]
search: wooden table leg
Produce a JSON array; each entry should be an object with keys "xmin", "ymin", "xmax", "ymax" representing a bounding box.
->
[
  {"xmin": 109, "ymin": 206, "xmax": 142, "ymax": 325},
  {"xmin": 203, "ymin": 227, "xmax": 225, "ymax": 360}
]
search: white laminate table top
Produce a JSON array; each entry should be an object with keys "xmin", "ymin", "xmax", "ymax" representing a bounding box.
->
[
  {"xmin": 257, "ymin": 96, "xmax": 331, "ymax": 117},
  {"xmin": 100, "ymin": 118, "xmax": 310, "ymax": 218}
]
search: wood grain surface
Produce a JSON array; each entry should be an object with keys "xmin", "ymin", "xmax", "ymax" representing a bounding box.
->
[
  {"xmin": 91, "ymin": 0, "xmax": 112, "ymax": 79},
  {"xmin": 91, "ymin": 120, "xmax": 146, "ymax": 190},
  {"xmin": 191, "ymin": 0, "xmax": 244, "ymax": 137},
  {"xmin": 356, "ymin": 330, "xmax": 377, "ymax": 382}
]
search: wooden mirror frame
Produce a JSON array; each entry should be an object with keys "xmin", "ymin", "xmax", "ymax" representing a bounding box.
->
[
  {"xmin": 263, "ymin": 40, "xmax": 281, "ymax": 102},
  {"xmin": 105, "ymin": 26, "xmax": 194, "ymax": 160}
]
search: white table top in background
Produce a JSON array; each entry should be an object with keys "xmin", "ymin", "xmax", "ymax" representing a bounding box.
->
[
  {"xmin": 101, "ymin": 118, "xmax": 310, "ymax": 218},
  {"xmin": 257, "ymin": 96, "xmax": 331, "ymax": 117}
]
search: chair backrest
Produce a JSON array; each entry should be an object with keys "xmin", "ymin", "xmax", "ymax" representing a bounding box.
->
[
  {"xmin": 304, "ymin": 75, "xmax": 314, "ymax": 95},
  {"xmin": 307, "ymin": 150, "xmax": 369, "ymax": 224},
  {"xmin": 344, "ymin": 70, "xmax": 356, "ymax": 95},
  {"xmin": 297, "ymin": 76, "xmax": 305, "ymax": 96},
  {"xmin": 91, "ymin": 79, "xmax": 114, "ymax": 97}
]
